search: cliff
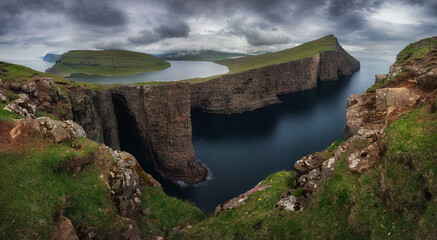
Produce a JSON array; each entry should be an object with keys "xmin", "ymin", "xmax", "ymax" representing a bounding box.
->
[
  {"xmin": 0, "ymin": 35, "xmax": 359, "ymax": 184},
  {"xmin": 191, "ymin": 39, "xmax": 359, "ymax": 113}
]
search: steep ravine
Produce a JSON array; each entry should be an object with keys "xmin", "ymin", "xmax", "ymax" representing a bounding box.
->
[{"xmin": 67, "ymin": 44, "xmax": 359, "ymax": 184}]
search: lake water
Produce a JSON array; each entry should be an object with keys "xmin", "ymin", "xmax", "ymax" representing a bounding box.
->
[
  {"xmin": 119, "ymin": 58, "xmax": 392, "ymax": 213},
  {"xmin": 69, "ymin": 61, "xmax": 229, "ymax": 84}
]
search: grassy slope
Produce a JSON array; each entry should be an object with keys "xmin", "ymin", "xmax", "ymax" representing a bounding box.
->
[
  {"xmin": 0, "ymin": 137, "xmax": 124, "ymax": 239},
  {"xmin": 51, "ymin": 49, "xmax": 170, "ymax": 77},
  {"xmin": 216, "ymin": 35, "xmax": 338, "ymax": 74},
  {"xmin": 176, "ymin": 105, "xmax": 436, "ymax": 239}
]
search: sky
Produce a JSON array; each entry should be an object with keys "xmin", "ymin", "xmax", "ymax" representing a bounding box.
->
[{"xmin": 0, "ymin": 0, "xmax": 436, "ymax": 62}]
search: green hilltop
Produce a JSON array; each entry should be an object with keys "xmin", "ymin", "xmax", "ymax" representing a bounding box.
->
[
  {"xmin": 216, "ymin": 35, "xmax": 341, "ymax": 74},
  {"xmin": 47, "ymin": 49, "xmax": 170, "ymax": 77}
]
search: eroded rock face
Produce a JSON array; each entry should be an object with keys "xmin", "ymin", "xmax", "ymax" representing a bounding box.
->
[
  {"xmin": 110, "ymin": 83, "xmax": 207, "ymax": 184},
  {"xmin": 417, "ymin": 71, "xmax": 437, "ymax": 90}
]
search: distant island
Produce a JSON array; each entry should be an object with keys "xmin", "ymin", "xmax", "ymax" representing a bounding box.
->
[
  {"xmin": 42, "ymin": 53, "xmax": 61, "ymax": 63},
  {"xmin": 45, "ymin": 49, "xmax": 170, "ymax": 77},
  {"xmin": 157, "ymin": 50, "xmax": 249, "ymax": 61}
]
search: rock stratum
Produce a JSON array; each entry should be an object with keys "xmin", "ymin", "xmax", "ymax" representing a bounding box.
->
[{"xmin": 1, "ymin": 36, "xmax": 359, "ymax": 184}]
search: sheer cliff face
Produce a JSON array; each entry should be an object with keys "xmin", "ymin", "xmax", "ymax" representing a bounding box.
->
[
  {"xmin": 68, "ymin": 46, "xmax": 359, "ymax": 184},
  {"xmin": 191, "ymin": 45, "xmax": 359, "ymax": 113}
]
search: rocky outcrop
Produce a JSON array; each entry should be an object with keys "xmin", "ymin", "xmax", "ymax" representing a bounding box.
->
[{"xmin": 110, "ymin": 83, "xmax": 207, "ymax": 184}]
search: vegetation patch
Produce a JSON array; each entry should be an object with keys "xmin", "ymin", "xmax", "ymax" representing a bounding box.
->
[
  {"xmin": 395, "ymin": 37, "xmax": 437, "ymax": 67},
  {"xmin": 0, "ymin": 102, "xmax": 21, "ymax": 122},
  {"xmin": 137, "ymin": 186, "xmax": 207, "ymax": 238}
]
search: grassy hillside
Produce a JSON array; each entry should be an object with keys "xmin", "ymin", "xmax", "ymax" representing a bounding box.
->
[
  {"xmin": 0, "ymin": 61, "xmax": 105, "ymax": 90},
  {"xmin": 216, "ymin": 35, "xmax": 339, "ymax": 74},
  {"xmin": 158, "ymin": 50, "xmax": 249, "ymax": 61},
  {"xmin": 49, "ymin": 49, "xmax": 170, "ymax": 77}
]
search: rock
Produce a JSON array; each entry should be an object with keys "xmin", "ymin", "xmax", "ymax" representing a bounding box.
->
[
  {"xmin": 293, "ymin": 152, "xmax": 327, "ymax": 176},
  {"xmin": 50, "ymin": 216, "xmax": 79, "ymax": 240},
  {"xmin": 375, "ymin": 88, "xmax": 420, "ymax": 111},
  {"xmin": 34, "ymin": 117, "xmax": 87, "ymax": 142},
  {"xmin": 321, "ymin": 157, "xmax": 336, "ymax": 177},
  {"xmin": 102, "ymin": 146, "xmax": 142, "ymax": 218},
  {"xmin": 275, "ymin": 189, "xmax": 303, "ymax": 212},
  {"xmin": 387, "ymin": 65, "xmax": 402, "ymax": 79},
  {"xmin": 119, "ymin": 218, "xmax": 141, "ymax": 240},
  {"xmin": 348, "ymin": 142, "xmax": 382, "ymax": 173},
  {"xmin": 9, "ymin": 82, "xmax": 21, "ymax": 92},
  {"xmin": 343, "ymin": 93, "xmax": 385, "ymax": 139},
  {"xmin": 375, "ymin": 74, "xmax": 387, "ymax": 85},
  {"xmin": 4, "ymin": 93, "xmax": 36, "ymax": 118},
  {"xmin": 417, "ymin": 72, "xmax": 437, "ymax": 90},
  {"xmin": 0, "ymin": 91, "xmax": 7, "ymax": 102}
]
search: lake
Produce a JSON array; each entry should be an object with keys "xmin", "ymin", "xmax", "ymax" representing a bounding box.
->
[
  {"xmin": 118, "ymin": 58, "xmax": 392, "ymax": 213},
  {"xmin": 68, "ymin": 61, "xmax": 229, "ymax": 84}
]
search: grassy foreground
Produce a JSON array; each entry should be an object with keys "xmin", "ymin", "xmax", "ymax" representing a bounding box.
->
[{"xmin": 49, "ymin": 49, "xmax": 170, "ymax": 77}]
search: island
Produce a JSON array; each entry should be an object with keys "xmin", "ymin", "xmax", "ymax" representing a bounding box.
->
[{"xmin": 45, "ymin": 49, "xmax": 170, "ymax": 77}]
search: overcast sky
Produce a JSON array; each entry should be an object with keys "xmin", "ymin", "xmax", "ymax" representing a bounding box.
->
[{"xmin": 0, "ymin": 0, "xmax": 436, "ymax": 62}]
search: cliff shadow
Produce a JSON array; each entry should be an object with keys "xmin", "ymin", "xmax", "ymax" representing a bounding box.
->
[{"xmin": 111, "ymin": 94, "xmax": 150, "ymax": 170}]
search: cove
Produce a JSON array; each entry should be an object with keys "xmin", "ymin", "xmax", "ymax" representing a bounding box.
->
[
  {"xmin": 117, "ymin": 58, "xmax": 392, "ymax": 213},
  {"xmin": 68, "ymin": 60, "xmax": 229, "ymax": 84}
]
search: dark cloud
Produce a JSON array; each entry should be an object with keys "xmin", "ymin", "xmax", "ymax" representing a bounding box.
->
[
  {"xmin": 67, "ymin": 0, "xmax": 126, "ymax": 26},
  {"xmin": 128, "ymin": 20, "xmax": 190, "ymax": 45},
  {"xmin": 0, "ymin": 0, "xmax": 125, "ymax": 36},
  {"xmin": 0, "ymin": 0, "xmax": 436, "ymax": 58}
]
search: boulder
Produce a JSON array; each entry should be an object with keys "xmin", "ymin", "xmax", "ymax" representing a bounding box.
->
[
  {"xmin": 34, "ymin": 117, "xmax": 87, "ymax": 142},
  {"xmin": 50, "ymin": 216, "xmax": 79, "ymax": 240},
  {"xmin": 375, "ymin": 87, "xmax": 420, "ymax": 111},
  {"xmin": 4, "ymin": 93, "xmax": 37, "ymax": 118},
  {"xmin": 0, "ymin": 91, "xmax": 7, "ymax": 102},
  {"xmin": 293, "ymin": 152, "xmax": 327, "ymax": 176},
  {"xmin": 348, "ymin": 142, "xmax": 382, "ymax": 173},
  {"xmin": 275, "ymin": 189, "xmax": 303, "ymax": 212}
]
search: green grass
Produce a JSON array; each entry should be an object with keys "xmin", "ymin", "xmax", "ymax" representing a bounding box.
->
[
  {"xmin": 395, "ymin": 37, "xmax": 437, "ymax": 67},
  {"xmin": 0, "ymin": 102, "xmax": 21, "ymax": 121},
  {"xmin": 50, "ymin": 49, "xmax": 170, "ymax": 77},
  {"xmin": 216, "ymin": 35, "xmax": 339, "ymax": 74},
  {"xmin": 0, "ymin": 137, "xmax": 123, "ymax": 239},
  {"xmin": 137, "ymin": 186, "xmax": 207, "ymax": 238}
]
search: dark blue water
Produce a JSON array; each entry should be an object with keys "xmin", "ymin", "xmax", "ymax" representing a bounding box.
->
[
  {"xmin": 119, "ymin": 59, "xmax": 392, "ymax": 213},
  {"xmin": 68, "ymin": 61, "xmax": 228, "ymax": 84}
]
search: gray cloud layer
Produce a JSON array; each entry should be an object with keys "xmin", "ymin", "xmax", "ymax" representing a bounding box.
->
[{"xmin": 0, "ymin": 0, "xmax": 436, "ymax": 60}]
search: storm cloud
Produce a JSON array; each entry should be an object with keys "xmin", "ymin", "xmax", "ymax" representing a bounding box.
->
[{"xmin": 0, "ymin": 0, "xmax": 436, "ymax": 60}]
